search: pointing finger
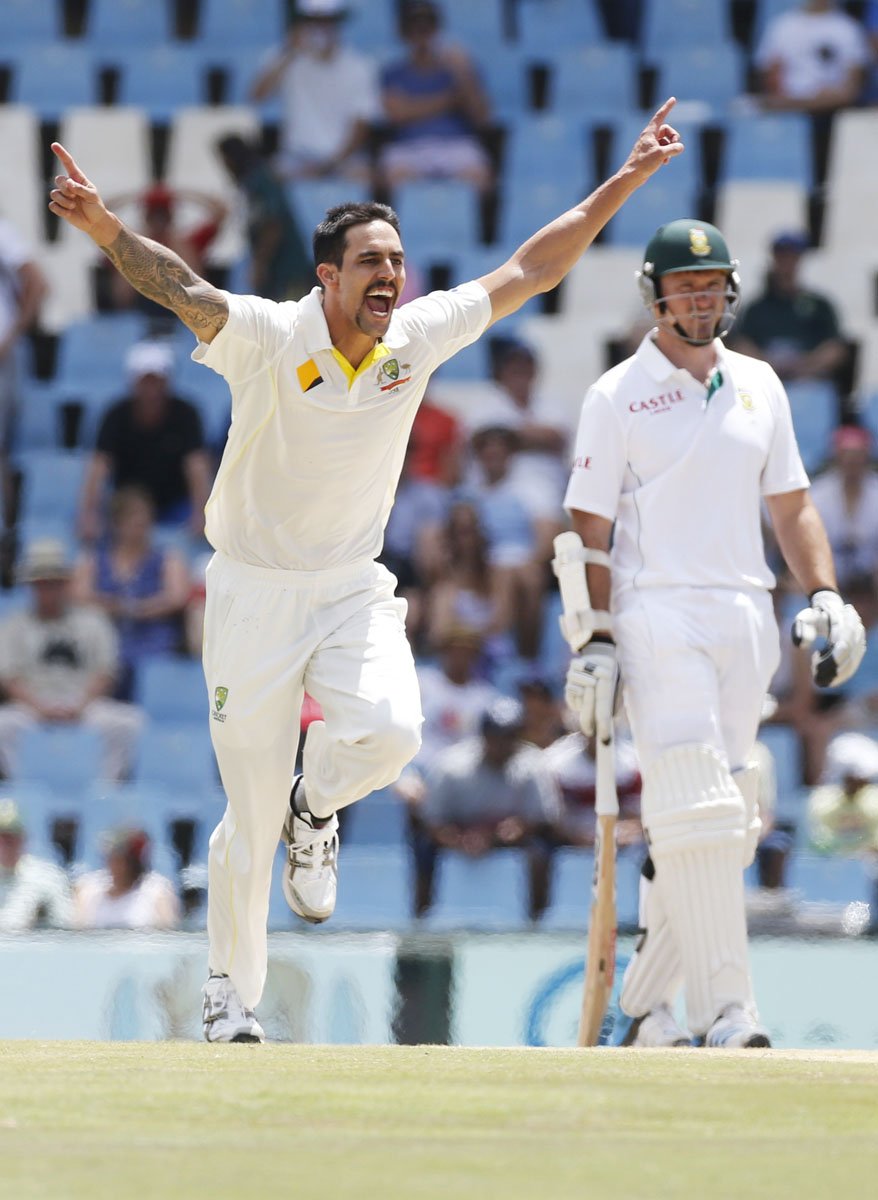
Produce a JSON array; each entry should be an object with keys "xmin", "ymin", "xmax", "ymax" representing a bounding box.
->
[
  {"xmin": 51, "ymin": 141, "xmax": 88, "ymax": 186},
  {"xmin": 649, "ymin": 96, "xmax": 676, "ymax": 129}
]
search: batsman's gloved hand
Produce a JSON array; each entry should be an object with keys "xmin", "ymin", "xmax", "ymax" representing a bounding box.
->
[
  {"xmin": 791, "ymin": 588, "xmax": 866, "ymax": 688},
  {"xmin": 565, "ymin": 637, "xmax": 621, "ymax": 741}
]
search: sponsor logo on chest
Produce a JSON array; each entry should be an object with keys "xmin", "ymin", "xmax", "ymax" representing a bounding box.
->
[{"xmin": 629, "ymin": 388, "xmax": 686, "ymax": 415}]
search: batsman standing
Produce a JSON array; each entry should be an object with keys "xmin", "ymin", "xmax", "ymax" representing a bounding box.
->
[
  {"xmin": 561, "ymin": 219, "xmax": 865, "ymax": 1048},
  {"xmin": 51, "ymin": 102, "xmax": 684, "ymax": 1042}
]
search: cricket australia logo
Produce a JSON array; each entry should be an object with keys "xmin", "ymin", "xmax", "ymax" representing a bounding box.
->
[
  {"xmin": 212, "ymin": 686, "xmax": 228, "ymax": 723},
  {"xmin": 376, "ymin": 358, "xmax": 412, "ymax": 393}
]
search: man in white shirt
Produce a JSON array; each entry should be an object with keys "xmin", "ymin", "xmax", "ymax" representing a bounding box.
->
[
  {"xmin": 0, "ymin": 800, "xmax": 71, "ymax": 932},
  {"xmin": 562, "ymin": 218, "xmax": 866, "ymax": 1050},
  {"xmin": 249, "ymin": 0, "xmax": 380, "ymax": 182},
  {"xmin": 756, "ymin": 0, "xmax": 870, "ymax": 111},
  {"xmin": 49, "ymin": 99, "xmax": 684, "ymax": 1043}
]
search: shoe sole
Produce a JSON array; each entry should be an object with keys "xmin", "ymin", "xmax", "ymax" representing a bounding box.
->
[
  {"xmin": 743, "ymin": 1033, "xmax": 772, "ymax": 1048},
  {"xmin": 230, "ymin": 1033, "xmax": 264, "ymax": 1044}
]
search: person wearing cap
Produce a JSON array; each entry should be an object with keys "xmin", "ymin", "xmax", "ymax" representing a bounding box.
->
[
  {"xmin": 73, "ymin": 826, "xmax": 180, "ymax": 930},
  {"xmin": 78, "ymin": 340, "xmax": 212, "ymax": 544},
  {"xmin": 0, "ymin": 538, "xmax": 143, "ymax": 781},
  {"xmin": 0, "ymin": 800, "xmax": 72, "ymax": 932},
  {"xmin": 419, "ymin": 696, "xmax": 562, "ymax": 918},
  {"xmin": 809, "ymin": 424, "xmax": 878, "ymax": 595},
  {"xmin": 562, "ymin": 218, "xmax": 866, "ymax": 1050},
  {"xmin": 378, "ymin": 0, "xmax": 494, "ymax": 191},
  {"xmin": 806, "ymin": 731, "xmax": 878, "ymax": 858},
  {"xmin": 249, "ymin": 0, "xmax": 380, "ymax": 183},
  {"xmin": 731, "ymin": 231, "xmax": 848, "ymax": 388},
  {"xmin": 48, "ymin": 100, "xmax": 684, "ymax": 1042}
]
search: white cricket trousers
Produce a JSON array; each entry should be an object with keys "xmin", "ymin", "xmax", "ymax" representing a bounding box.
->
[{"xmin": 202, "ymin": 551, "xmax": 423, "ymax": 1008}]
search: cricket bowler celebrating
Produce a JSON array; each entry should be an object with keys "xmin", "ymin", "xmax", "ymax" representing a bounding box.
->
[
  {"xmin": 50, "ymin": 101, "xmax": 684, "ymax": 1043},
  {"xmin": 560, "ymin": 218, "xmax": 866, "ymax": 1048}
]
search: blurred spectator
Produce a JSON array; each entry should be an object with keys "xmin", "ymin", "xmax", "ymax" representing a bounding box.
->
[
  {"xmin": 0, "ymin": 800, "xmax": 72, "ymax": 931},
  {"xmin": 424, "ymin": 500, "xmax": 514, "ymax": 662},
  {"xmin": 750, "ymin": 736, "xmax": 794, "ymax": 890},
  {"xmin": 380, "ymin": 447, "xmax": 449, "ymax": 645},
  {"xmin": 72, "ymin": 487, "xmax": 191, "ymax": 700},
  {"xmin": 755, "ymin": 0, "xmax": 870, "ymax": 112},
  {"xmin": 865, "ymin": 1, "xmax": 878, "ymax": 101},
  {"xmin": 407, "ymin": 392, "xmax": 462, "ymax": 485},
  {"xmin": 0, "ymin": 539, "xmax": 143, "ymax": 781},
  {"xmin": 807, "ymin": 731, "xmax": 878, "ymax": 856},
  {"xmin": 249, "ymin": 0, "xmax": 380, "ymax": 182},
  {"xmin": 518, "ymin": 671, "xmax": 566, "ymax": 750},
  {"xmin": 379, "ymin": 0, "xmax": 493, "ymax": 191},
  {"xmin": 731, "ymin": 232, "xmax": 848, "ymax": 387},
  {"xmin": 215, "ymin": 135, "xmax": 313, "ymax": 301},
  {"xmin": 809, "ymin": 425, "xmax": 878, "ymax": 592},
  {"xmin": 78, "ymin": 341, "xmax": 212, "ymax": 544},
  {"xmin": 73, "ymin": 827, "xmax": 180, "ymax": 929},
  {"xmin": 101, "ymin": 184, "xmax": 227, "ymax": 315},
  {"xmin": 417, "ymin": 697, "xmax": 561, "ymax": 917},
  {"xmin": 543, "ymin": 727, "xmax": 643, "ymax": 848},
  {"xmin": 0, "ymin": 216, "xmax": 47, "ymax": 521}
]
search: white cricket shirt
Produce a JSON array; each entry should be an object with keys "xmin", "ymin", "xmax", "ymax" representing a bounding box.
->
[
  {"xmin": 194, "ymin": 283, "xmax": 491, "ymax": 569},
  {"xmin": 563, "ymin": 333, "xmax": 809, "ymax": 597}
]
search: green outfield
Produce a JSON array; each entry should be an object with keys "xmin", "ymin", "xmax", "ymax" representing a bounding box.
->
[{"xmin": 0, "ymin": 1043, "xmax": 876, "ymax": 1199}]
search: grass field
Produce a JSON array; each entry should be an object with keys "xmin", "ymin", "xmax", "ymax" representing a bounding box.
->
[{"xmin": 0, "ymin": 1043, "xmax": 876, "ymax": 1200}]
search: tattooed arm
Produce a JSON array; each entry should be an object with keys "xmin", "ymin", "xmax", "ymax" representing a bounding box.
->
[{"xmin": 49, "ymin": 142, "xmax": 229, "ymax": 343}]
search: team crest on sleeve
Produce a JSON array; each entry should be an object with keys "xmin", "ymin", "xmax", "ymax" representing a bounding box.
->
[
  {"xmin": 689, "ymin": 228, "xmax": 711, "ymax": 256},
  {"xmin": 738, "ymin": 389, "xmax": 755, "ymax": 411},
  {"xmin": 212, "ymin": 686, "xmax": 229, "ymax": 723}
]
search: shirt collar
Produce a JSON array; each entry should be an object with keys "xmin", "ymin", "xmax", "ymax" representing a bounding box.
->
[
  {"xmin": 635, "ymin": 330, "xmax": 727, "ymax": 383},
  {"xmin": 299, "ymin": 286, "xmax": 410, "ymax": 355}
]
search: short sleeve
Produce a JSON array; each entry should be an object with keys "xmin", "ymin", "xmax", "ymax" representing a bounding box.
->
[
  {"xmin": 192, "ymin": 292, "xmax": 296, "ymax": 385},
  {"xmin": 396, "ymin": 282, "xmax": 492, "ymax": 367},
  {"xmin": 563, "ymin": 387, "xmax": 627, "ymax": 520},
  {"xmin": 754, "ymin": 13, "xmax": 788, "ymax": 67},
  {"xmin": 761, "ymin": 369, "xmax": 810, "ymax": 496}
]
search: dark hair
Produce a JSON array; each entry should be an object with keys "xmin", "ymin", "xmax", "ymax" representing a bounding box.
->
[
  {"xmin": 399, "ymin": 0, "xmax": 440, "ymax": 35},
  {"xmin": 312, "ymin": 202, "xmax": 400, "ymax": 270}
]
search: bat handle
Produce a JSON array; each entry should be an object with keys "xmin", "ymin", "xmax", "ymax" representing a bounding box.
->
[{"xmin": 595, "ymin": 732, "xmax": 618, "ymax": 818}]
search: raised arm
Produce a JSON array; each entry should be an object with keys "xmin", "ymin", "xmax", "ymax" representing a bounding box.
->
[
  {"xmin": 478, "ymin": 98, "xmax": 684, "ymax": 326},
  {"xmin": 48, "ymin": 143, "xmax": 229, "ymax": 344}
]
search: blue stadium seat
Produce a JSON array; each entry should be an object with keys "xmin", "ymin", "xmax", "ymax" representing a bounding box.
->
[
  {"xmin": 516, "ymin": 0, "xmax": 604, "ymax": 53},
  {"xmin": 752, "ymin": 0, "xmax": 802, "ymax": 44},
  {"xmin": 433, "ymin": 336, "xmax": 491, "ymax": 381},
  {"xmin": 787, "ymin": 853, "xmax": 875, "ymax": 905},
  {"xmin": 722, "ymin": 114, "xmax": 812, "ymax": 185},
  {"xmin": 0, "ymin": 0, "xmax": 62, "ymax": 46},
  {"xmin": 172, "ymin": 355, "xmax": 232, "ymax": 447},
  {"xmin": 655, "ymin": 46, "xmax": 744, "ymax": 115},
  {"xmin": 196, "ymin": 0, "xmax": 286, "ymax": 48},
  {"xmin": 424, "ymin": 848, "xmax": 531, "ymax": 930},
  {"xmin": 395, "ymin": 181, "xmax": 481, "ymax": 259},
  {"xmin": 1, "ymin": 781, "xmax": 63, "ymax": 864},
  {"xmin": 15, "ymin": 380, "xmax": 63, "ymax": 451},
  {"xmin": 116, "ymin": 46, "xmax": 209, "ymax": 121},
  {"xmin": 475, "ymin": 46, "xmax": 533, "ymax": 121},
  {"xmin": 18, "ymin": 726, "xmax": 104, "ymax": 794},
  {"xmin": 442, "ymin": 0, "xmax": 507, "ymax": 44},
  {"xmin": 85, "ymin": 0, "xmax": 173, "ymax": 46},
  {"xmin": 134, "ymin": 723, "xmax": 218, "ymax": 790},
  {"xmin": 135, "ymin": 657, "xmax": 208, "ymax": 725},
  {"xmin": 757, "ymin": 724, "xmax": 803, "ymax": 805},
  {"xmin": 497, "ymin": 180, "xmax": 582, "ymax": 250},
  {"xmin": 839, "ymin": 631, "xmax": 878, "ymax": 700},
  {"xmin": 541, "ymin": 846, "xmax": 643, "ymax": 929},
  {"xmin": 603, "ymin": 175, "xmax": 696, "ymax": 246},
  {"xmin": 550, "ymin": 44, "xmax": 638, "ymax": 120},
  {"xmin": 612, "ymin": 115, "xmax": 704, "ymax": 192},
  {"xmin": 340, "ymin": 0, "xmax": 398, "ymax": 54},
  {"xmin": 55, "ymin": 314, "xmax": 150, "ymax": 397},
  {"xmin": 503, "ymin": 115, "xmax": 589, "ymax": 186},
  {"xmin": 10, "ymin": 44, "xmax": 98, "ymax": 121},
  {"xmin": 640, "ymin": 0, "xmax": 729, "ymax": 58},
  {"xmin": 75, "ymin": 781, "xmax": 178, "ymax": 874},
  {"xmin": 330, "ymin": 845, "xmax": 414, "ymax": 930},
  {"xmin": 342, "ymin": 788, "xmax": 409, "ymax": 847},
  {"xmin": 786, "ymin": 380, "xmax": 837, "ymax": 475},
  {"xmin": 16, "ymin": 450, "xmax": 89, "ymax": 524},
  {"xmin": 215, "ymin": 48, "xmax": 282, "ymax": 120},
  {"xmin": 286, "ymin": 180, "xmax": 370, "ymax": 238}
]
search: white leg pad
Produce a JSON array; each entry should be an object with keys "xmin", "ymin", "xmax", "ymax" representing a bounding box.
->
[
  {"xmin": 642, "ymin": 744, "xmax": 753, "ymax": 1037},
  {"xmin": 619, "ymin": 871, "xmax": 684, "ymax": 1018},
  {"xmin": 734, "ymin": 763, "xmax": 761, "ymax": 868}
]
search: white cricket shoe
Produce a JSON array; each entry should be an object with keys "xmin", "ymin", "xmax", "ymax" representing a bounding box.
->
[
  {"xmin": 282, "ymin": 782, "xmax": 339, "ymax": 924},
  {"xmin": 705, "ymin": 1004, "xmax": 771, "ymax": 1049},
  {"xmin": 624, "ymin": 1004, "xmax": 691, "ymax": 1048},
  {"xmin": 202, "ymin": 975, "xmax": 265, "ymax": 1044}
]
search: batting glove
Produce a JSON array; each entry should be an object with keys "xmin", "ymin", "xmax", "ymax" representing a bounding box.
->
[
  {"xmin": 565, "ymin": 639, "xmax": 621, "ymax": 741},
  {"xmin": 791, "ymin": 589, "xmax": 866, "ymax": 688}
]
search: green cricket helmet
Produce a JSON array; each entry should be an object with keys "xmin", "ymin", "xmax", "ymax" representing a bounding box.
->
[{"xmin": 637, "ymin": 219, "xmax": 741, "ymax": 344}]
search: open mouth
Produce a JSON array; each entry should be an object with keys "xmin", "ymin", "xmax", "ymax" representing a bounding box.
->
[{"xmin": 365, "ymin": 288, "xmax": 394, "ymax": 318}]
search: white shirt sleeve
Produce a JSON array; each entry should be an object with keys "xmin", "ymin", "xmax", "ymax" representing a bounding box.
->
[
  {"xmin": 397, "ymin": 282, "xmax": 492, "ymax": 367},
  {"xmin": 192, "ymin": 292, "xmax": 296, "ymax": 385},
  {"xmin": 0, "ymin": 220, "xmax": 30, "ymax": 272},
  {"xmin": 563, "ymin": 386, "xmax": 627, "ymax": 520},
  {"xmin": 754, "ymin": 13, "xmax": 790, "ymax": 68},
  {"xmin": 761, "ymin": 369, "xmax": 810, "ymax": 496}
]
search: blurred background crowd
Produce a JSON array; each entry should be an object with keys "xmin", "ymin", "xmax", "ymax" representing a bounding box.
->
[{"xmin": 1, "ymin": 0, "xmax": 878, "ymax": 937}]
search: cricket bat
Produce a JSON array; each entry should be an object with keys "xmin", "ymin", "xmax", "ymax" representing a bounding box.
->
[{"xmin": 578, "ymin": 730, "xmax": 618, "ymax": 1047}]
